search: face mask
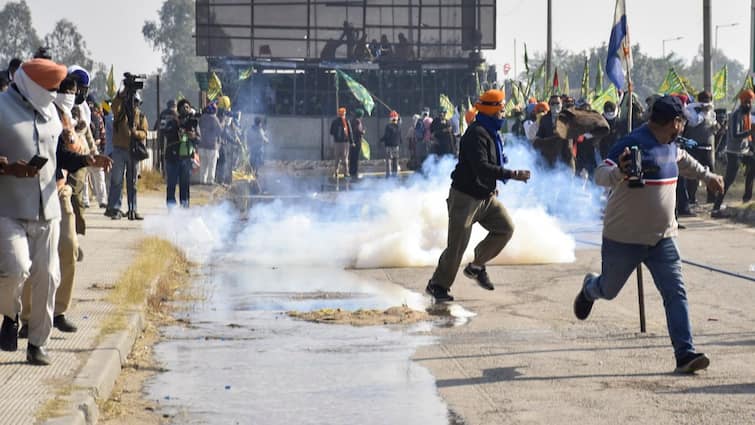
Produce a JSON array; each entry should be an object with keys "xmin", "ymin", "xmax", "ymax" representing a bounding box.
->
[
  {"xmin": 603, "ymin": 110, "xmax": 617, "ymax": 120},
  {"xmin": 12, "ymin": 68, "xmax": 57, "ymax": 121},
  {"xmin": 54, "ymin": 93, "xmax": 76, "ymax": 112}
]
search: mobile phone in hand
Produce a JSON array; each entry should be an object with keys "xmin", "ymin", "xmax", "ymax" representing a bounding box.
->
[{"xmin": 27, "ymin": 155, "xmax": 48, "ymax": 169}]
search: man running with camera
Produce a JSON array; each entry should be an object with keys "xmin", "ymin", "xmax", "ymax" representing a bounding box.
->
[{"xmin": 573, "ymin": 95, "xmax": 724, "ymax": 374}]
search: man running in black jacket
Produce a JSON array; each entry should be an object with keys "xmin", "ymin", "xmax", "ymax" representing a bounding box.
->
[{"xmin": 426, "ymin": 90, "xmax": 531, "ymax": 302}]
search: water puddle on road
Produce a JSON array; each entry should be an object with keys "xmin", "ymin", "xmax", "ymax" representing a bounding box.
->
[{"xmin": 146, "ymin": 263, "xmax": 471, "ymax": 424}]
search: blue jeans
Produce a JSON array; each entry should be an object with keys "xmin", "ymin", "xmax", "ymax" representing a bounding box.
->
[
  {"xmin": 165, "ymin": 158, "xmax": 192, "ymax": 208},
  {"xmin": 107, "ymin": 147, "xmax": 138, "ymax": 212},
  {"xmin": 584, "ymin": 237, "xmax": 695, "ymax": 360}
]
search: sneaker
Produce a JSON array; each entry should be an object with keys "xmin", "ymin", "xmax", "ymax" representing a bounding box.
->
[
  {"xmin": 27, "ymin": 343, "xmax": 51, "ymax": 366},
  {"xmin": 574, "ymin": 273, "xmax": 598, "ymax": 320},
  {"xmin": 53, "ymin": 315, "xmax": 78, "ymax": 333},
  {"xmin": 425, "ymin": 282, "xmax": 454, "ymax": 302},
  {"xmin": 18, "ymin": 322, "xmax": 28, "ymax": 339},
  {"xmin": 463, "ymin": 263, "xmax": 494, "ymax": 290},
  {"xmin": 674, "ymin": 352, "xmax": 710, "ymax": 374},
  {"xmin": 710, "ymin": 209, "xmax": 731, "ymax": 219},
  {"xmin": 98, "ymin": 203, "xmax": 108, "ymax": 209},
  {"xmin": 110, "ymin": 210, "xmax": 124, "ymax": 220},
  {"xmin": 0, "ymin": 315, "xmax": 19, "ymax": 352},
  {"xmin": 104, "ymin": 208, "xmax": 116, "ymax": 218}
]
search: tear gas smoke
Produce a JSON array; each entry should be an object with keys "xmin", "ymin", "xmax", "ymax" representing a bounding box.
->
[{"xmin": 146, "ymin": 139, "xmax": 602, "ymax": 270}]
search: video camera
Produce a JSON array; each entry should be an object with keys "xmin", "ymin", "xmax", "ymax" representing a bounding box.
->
[
  {"xmin": 626, "ymin": 145, "xmax": 661, "ymax": 189},
  {"xmin": 123, "ymin": 72, "xmax": 146, "ymax": 93},
  {"xmin": 627, "ymin": 146, "xmax": 644, "ymax": 188}
]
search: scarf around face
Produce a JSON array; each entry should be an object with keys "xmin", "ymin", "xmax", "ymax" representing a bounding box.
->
[
  {"xmin": 13, "ymin": 68, "xmax": 58, "ymax": 121},
  {"xmin": 475, "ymin": 112, "xmax": 508, "ymax": 169}
]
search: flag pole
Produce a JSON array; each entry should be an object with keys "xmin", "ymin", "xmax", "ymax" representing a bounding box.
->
[{"xmin": 625, "ymin": 47, "xmax": 646, "ymax": 334}]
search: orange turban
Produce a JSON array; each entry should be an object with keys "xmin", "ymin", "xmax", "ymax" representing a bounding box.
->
[
  {"xmin": 20, "ymin": 59, "xmax": 67, "ymax": 90},
  {"xmin": 534, "ymin": 101, "xmax": 550, "ymax": 114},
  {"xmin": 739, "ymin": 89, "xmax": 755, "ymax": 102},
  {"xmin": 475, "ymin": 89, "xmax": 505, "ymax": 116}
]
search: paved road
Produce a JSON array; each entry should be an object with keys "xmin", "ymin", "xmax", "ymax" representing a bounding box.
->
[{"xmin": 356, "ymin": 216, "xmax": 755, "ymax": 425}]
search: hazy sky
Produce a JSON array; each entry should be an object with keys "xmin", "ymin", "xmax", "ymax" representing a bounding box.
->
[{"xmin": 20, "ymin": 0, "xmax": 753, "ymax": 78}]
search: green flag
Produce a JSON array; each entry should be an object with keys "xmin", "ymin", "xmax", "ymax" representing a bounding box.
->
[
  {"xmin": 591, "ymin": 86, "xmax": 620, "ymax": 113},
  {"xmin": 336, "ymin": 70, "xmax": 375, "ymax": 115},
  {"xmin": 207, "ymin": 72, "xmax": 223, "ymax": 101},
  {"xmin": 106, "ymin": 65, "xmax": 116, "ymax": 100},
  {"xmin": 595, "ymin": 61, "xmax": 604, "ymax": 94},
  {"xmin": 658, "ymin": 68, "xmax": 686, "ymax": 95},
  {"xmin": 439, "ymin": 94, "xmax": 454, "ymax": 120},
  {"xmin": 524, "ymin": 43, "xmax": 530, "ymax": 74},
  {"xmin": 239, "ymin": 66, "xmax": 253, "ymax": 81},
  {"xmin": 712, "ymin": 65, "xmax": 727, "ymax": 101},
  {"xmin": 527, "ymin": 61, "xmax": 546, "ymax": 99},
  {"xmin": 581, "ymin": 58, "xmax": 590, "ymax": 99},
  {"xmin": 511, "ymin": 82, "xmax": 525, "ymax": 107}
]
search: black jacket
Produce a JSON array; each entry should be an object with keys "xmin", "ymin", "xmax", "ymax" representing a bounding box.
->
[
  {"xmin": 330, "ymin": 117, "xmax": 354, "ymax": 144},
  {"xmin": 451, "ymin": 122, "xmax": 512, "ymax": 199},
  {"xmin": 380, "ymin": 123, "xmax": 402, "ymax": 147}
]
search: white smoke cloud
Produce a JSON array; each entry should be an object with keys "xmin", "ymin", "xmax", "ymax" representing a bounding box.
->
[{"xmin": 146, "ymin": 140, "xmax": 602, "ymax": 270}]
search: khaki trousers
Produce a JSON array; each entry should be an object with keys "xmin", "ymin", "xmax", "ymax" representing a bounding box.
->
[
  {"xmin": 333, "ymin": 142, "xmax": 350, "ymax": 177},
  {"xmin": 0, "ymin": 216, "xmax": 60, "ymax": 347},
  {"xmin": 431, "ymin": 187, "xmax": 515, "ymax": 291},
  {"xmin": 22, "ymin": 186, "xmax": 78, "ymax": 323}
]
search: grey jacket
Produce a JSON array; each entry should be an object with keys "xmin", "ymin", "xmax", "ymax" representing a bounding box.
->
[
  {"xmin": 0, "ymin": 87, "xmax": 63, "ymax": 221},
  {"xmin": 726, "ymin": 107, "xmax": 754, "ymax": 155}
]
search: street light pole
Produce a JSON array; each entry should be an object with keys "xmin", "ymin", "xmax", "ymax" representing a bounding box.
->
[
  {"xmin": 715, "ymin": 22, "xmax": 740, "ymax": 52},
  {"xmin": 704, "ymin": 0, "xmax": 712, "ymax": 92},
  {"xmin": 546, "ymin": 0, "xmax": 552, "ymax": 86},
  {"xmin": 662, "ymin": 36, "xmax": 684, "ymax": 58}
]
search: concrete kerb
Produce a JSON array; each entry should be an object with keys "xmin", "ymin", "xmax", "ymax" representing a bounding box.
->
[{"xmin": 40, "ymin": 264, "xmax": 166, "ymax": 425}]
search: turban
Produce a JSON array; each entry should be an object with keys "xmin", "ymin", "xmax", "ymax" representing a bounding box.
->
[
  {"xmin": 21, "ymin": 58, "xmax": 67, "ymax": 90},
  {"xmin": 475, "ymin": 89, "xmax": 505, "ymax": 116},
  {"xmin": 739, "ymin": 89, "xmax": 755, "ymax": 102}
]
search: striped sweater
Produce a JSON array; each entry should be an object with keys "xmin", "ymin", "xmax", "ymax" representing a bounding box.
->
[{"xmin": 596, "ymin": 124, "xmax": 714, "ymax": 245}]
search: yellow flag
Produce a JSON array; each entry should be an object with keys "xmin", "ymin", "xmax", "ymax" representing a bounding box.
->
[
  {"xmin": 106, "ymin": 65, "xmax": 116, "ymax": 100},
  {"xmin": 208, "ymin": 72, "xmax": 223, "ymax": 101},
  {"xmin": 439, "ymin": 94, "xmax": 454, "ymax": 120}
]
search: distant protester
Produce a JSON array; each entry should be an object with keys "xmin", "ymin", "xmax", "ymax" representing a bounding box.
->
[
  {"xmin": 329, "ymin": 107, "xmax": 354, "ymax": 179},
  {"xmin": 380, "ymin": 110, "xmax": 402, "ymax": 177},
  {"xmin": 198, "ymin": 103, "xmax": 222, "ymax": 185}
]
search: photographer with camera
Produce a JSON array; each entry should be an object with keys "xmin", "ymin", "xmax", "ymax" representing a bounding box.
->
[
  {"xmin": 572, "ymin": 95, "xmax": 724, "ymax": 374},
  {"xmin": 106, "ymin": 73, "xmax": 149, "ymax": 220},
  {"xmin": 164, "ymin": 99, "xmax": 200, "ymax": 207}
]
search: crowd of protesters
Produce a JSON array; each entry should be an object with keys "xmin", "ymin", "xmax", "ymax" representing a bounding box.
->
[
  {"xmin": 396, "ymin": 86, "xmax": 752, "ymax": 218},
  {"xmin": 0, "ymin": 49, "xmax": 266, "ymax": 366}
]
